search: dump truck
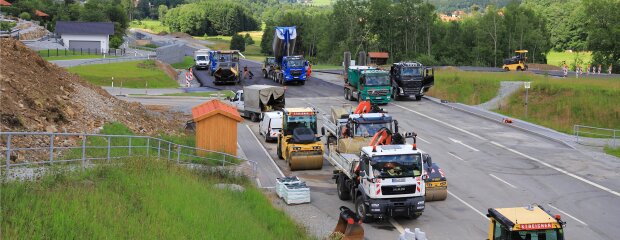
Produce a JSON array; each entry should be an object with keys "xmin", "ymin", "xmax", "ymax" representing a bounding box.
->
[
  {"xmin": 344, "ymin": 66, "xmax": 392, "ymax": 104},
  {"xmin": 487, "ymin": 204, "xmax": 566, "ymax": 240},
  {"xmin": 322, "ymin": 101, "xmax": 447, "ymax": 202},
  {"xmin": 263, "ymin": 26, "xmax": 309, "ymax": 85},
  {"xmin": 502, "ymin": 50, "xmax": 528, "ymax": 71},
  {"xmin": 277, "ymin": 108, "xmax": 324, "ymax": 170},
  {"xmin": 210, "ymin": 50, "xmax": 242, "ymax": 84},
  {"xmin": 230, "ymin": 85, "xmax": 285, "ymax": 122},
  {"xmin": 389, "ymin": 62, "xmax": 435, "ymax": 101},
  {"xmin": 193, "ymin": 49, "xmax": 210, "ymax": 70}
]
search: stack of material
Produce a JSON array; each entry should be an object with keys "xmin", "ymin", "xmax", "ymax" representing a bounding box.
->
[{"xmin": 276, "ymin": 176, "xmax": 311, "ymax": 204}]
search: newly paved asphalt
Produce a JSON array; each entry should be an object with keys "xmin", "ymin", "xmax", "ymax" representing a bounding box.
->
[{"xmin": 123, "ymin": 64, "xmax": 620, "ymax": 239}]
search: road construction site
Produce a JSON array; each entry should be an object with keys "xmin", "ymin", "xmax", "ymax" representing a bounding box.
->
[{"xmin": 119, "ymin": 57, "xmax": 620, "ymax": 239}]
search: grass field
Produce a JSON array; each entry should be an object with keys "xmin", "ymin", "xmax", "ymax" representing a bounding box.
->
[
  {"xmin": 129, "ymin": 19, "xmax": 169, "ymax": 34},
  {"xmin": 68, "ymin": 60, "xmax": 178, "ymax": 88},
  {"xmin": 171, "ymin": 56, "xmax": 195, "ymax": 69},
  {"xmin": 546, "ymin": 51, "xmax": 592, "ymax": 67},
  {"xmin": 1, "ymin": 158, "xmax": 310, "ymax": 239},
  {"xmin": 605, "ymin": 146, "xmax": 620, "ymax": 158},
  {"xmin": 38, "ymin": 49, "xmax": 116, "ymax": 60}
]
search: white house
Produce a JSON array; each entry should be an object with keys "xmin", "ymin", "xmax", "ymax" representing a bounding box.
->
[{"xmin": 55, "ymin": 21, "xmax": 114, "ymax": 53}]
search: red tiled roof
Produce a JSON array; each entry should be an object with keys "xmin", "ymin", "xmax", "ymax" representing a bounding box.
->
[
  {"xmin": 35, "ymin": 10, "xmax": 49, "ymax": 17},
  {"xmin": 192, "ymin": 99, "xmax": 242, "ymax": 122},
  {"xmin": 368, "ymin": 52, "xmax": 389, "ymax": 59},
  {"xmin": 0, "ymin": 0, "xmax": 12, "ymax": 6}
]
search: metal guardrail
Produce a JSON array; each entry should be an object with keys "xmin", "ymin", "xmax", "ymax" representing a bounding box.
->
[
  {"xmin": 574, "ymin": 125, "xmax": 618, "ymax": 147},
  {"xmin": 0, "ymin": 132, "xmax": 257, "ymax": 179}
]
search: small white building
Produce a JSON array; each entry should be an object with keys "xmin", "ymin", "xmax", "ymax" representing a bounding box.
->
[{"xmin": 55, "ymin": 21, "xmax": 114, "ymax": 53}]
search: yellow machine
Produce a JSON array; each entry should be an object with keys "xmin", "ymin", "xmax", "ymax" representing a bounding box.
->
[
  {"xmin": 487, "ymin": 204, "xmax": 565, "ymax": 240},
  {"xmin": 277, "ymin": 108, "xmax": 324, "ymax": 170},
  {"xmin": 502, "ymin": 50, "xmax": 528, "ymax": 71}
]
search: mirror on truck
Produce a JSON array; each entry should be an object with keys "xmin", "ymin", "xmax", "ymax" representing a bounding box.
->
[{"xmin": 359, "ymin": 171, "xmax": 366, "ymax": 178}]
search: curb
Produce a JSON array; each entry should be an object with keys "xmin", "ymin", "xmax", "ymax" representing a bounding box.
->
[
  {"xmin": 422, "ymin": 96, "xmax": 576, "ymax": 149},
  {"xmin": 125, "ymin": 95, "xmax": 217, "ymax": 100}
]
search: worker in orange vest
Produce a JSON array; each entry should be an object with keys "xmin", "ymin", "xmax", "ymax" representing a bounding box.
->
[{"xmin": 306, "ymin": 62, "xmax": 312, "ymax": 78}]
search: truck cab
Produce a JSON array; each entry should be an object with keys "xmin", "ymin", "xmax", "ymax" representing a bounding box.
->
[
  {"xmin": 487, "ymin": 205, "xmax": 565, "ymax": 240},
  {"xmin": 262, "ymin": 57, "xmax": 276, "ymax": 78},
  {"xmin": 212, "ymin": 50, "xmax": 241, "ymax": 85},
  {"xmin": 345, "ymin": 66, "xmax": 392, "ymax": 104},
  {"xmin": 390, "ymin": 62, "xmax": 434, "ymax": 101},
  {"xmin": 281, "ymin": 55, "xmax": 308, "ymax": 85}
]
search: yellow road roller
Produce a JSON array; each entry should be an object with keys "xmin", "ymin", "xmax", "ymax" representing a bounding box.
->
[{"xmin": 277, "ymin": 107, "xmax": 324, "ymax": 170}]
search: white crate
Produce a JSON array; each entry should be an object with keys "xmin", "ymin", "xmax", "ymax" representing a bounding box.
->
[{"xmin": 276, "ymin": 176, "xmax": 310, "ymax": 204}]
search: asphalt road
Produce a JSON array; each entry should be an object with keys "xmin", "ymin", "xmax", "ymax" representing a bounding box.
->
[
  {"xmin": 122, "ymin": 69, "xmax": 620, "ymax": 239},
  {"xmin": 193, "ymin": 59, "xmax": 342, "ymax": 98}
]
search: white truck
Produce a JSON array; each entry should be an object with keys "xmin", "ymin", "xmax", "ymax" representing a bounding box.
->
[
  {"xmin": 193, "ymin": 49, "xmax": 210, "ymax": 70},
  {"xmin": 322, "ymin": 106, "xmax": 430, "ymax": 222},
  {"xmin": 230, "ymin": 85, "xmax": 285, "ymax": 122}
]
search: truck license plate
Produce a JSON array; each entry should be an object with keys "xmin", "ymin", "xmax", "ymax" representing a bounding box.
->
[{"xmin": 375, "ymin": 97, "xmax": 382, "ymax": 99}]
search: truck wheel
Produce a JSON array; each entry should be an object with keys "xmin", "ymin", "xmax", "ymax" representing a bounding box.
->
[
  {"xmin": 300, "ymin": 81, "xmax": 305, "ymax": 85},
  {"xmin": 517, "ymin": 66, "xmax": 522, "ymax": 71},
  {"xmin": 277, "ymin": 141, "xmax": 283, "ymax": 159},
  {"xmin": 355, "ymin": 196, "xmax": 374, "ymax": 223},
  {"xmin": 250, "ymin": 113, "xmax": 259, "ymax": 122},
  {"xmin": 504, "ymin": 67, "xmax": 510, "ymax": 71},
  {"xmin": 415, "ymin": 95, "xmax": 422, "ymax": 101},
  {"xmin": 344, "ymin": 89, "xmax": 349, "ymax": 100},
  {"xmin": 263, "ymin": 70, "xmax": 268, "ymax": 78},
  {"xmin": 337, "ymin": 174, "xmax": 351, "ymax": 200}
]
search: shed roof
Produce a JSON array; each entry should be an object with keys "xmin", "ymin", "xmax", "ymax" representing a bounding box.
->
[
  {"xmin": 35, "ymin": 10, "xmax": 49, "ymax": 17},
  {"xmin": 368, "ymin": 52, "xmax": 389, "ymax": 59},
  {"xmin": 192, "ymin": 99, "xmax": 242, "ymax": 122},
  {"xmin": 55, "ymin": 21, "xmax": 114, "ymax": 35},
  {"xmin": 0, "ymin": 0, "xmax": 11, "ymax": 6}
]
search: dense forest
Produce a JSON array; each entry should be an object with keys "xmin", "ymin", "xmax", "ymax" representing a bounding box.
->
[{"xmin": 161, "ymin": 1, "xmax": 259, "ymax": 36}]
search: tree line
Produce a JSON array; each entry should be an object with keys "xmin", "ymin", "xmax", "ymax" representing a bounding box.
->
[{"xmin": 161, "ymin": 1, "xmax": 259, "ymax": 36}]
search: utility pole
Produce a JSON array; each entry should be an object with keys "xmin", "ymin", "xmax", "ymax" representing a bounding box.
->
[{"xmin": 524, "ymin": 82, "xmax": 530, "ymax": 118}]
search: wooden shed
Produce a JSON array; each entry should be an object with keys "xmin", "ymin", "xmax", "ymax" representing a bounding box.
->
[
  {"xmin": 368, "ymin": 52, "xmax": 389, "ymax": 65},
  {"xmin": 192, "ymin": 99, "xmax": 242, "ymax": 155}
]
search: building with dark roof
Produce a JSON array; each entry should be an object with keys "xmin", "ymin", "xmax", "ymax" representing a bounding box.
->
[{"xmin": 54, "ymin": 21, "xmax": 115, "ymax": 52}]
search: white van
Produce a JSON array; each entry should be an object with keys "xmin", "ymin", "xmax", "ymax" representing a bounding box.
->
[
  {"xmin": 259, "ymin": 111, "xmax": 283, "ymax": 142},
  {"xmin": 194, "ymin": 49, "xmax": 210, "ymax": 70}
]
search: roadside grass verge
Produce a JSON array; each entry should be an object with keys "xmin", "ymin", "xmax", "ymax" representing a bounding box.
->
[
  {"xmin": 604, "ymin": 146, "xmax": 620, "ymax": 158},
  {"xmin": 129, "ymin": 19, "xmax": 169, "ymax": 34},
  {"xmin": 162, "ymin": 90, "xmax": 235, "ymax": 98},
  {"xmin": 312, "ymin": 64, "xmax": 342, "ymax": 70},
  {"xmin": 495, "ymin": 77, "xmax": 620, "ymax": 134},
  {"xmin": 547, "ymin": 51, "xmax": 592, "ymax": 67},
  {"xmin": 1, "ymin": 158, "xmax": 311, "ymax": 239},
  {"xmin": 38, "ymin": 49, "xmax": 116, "ymax": 60},
  {"xmin": 171, "ymin": 56, "xmax": 194, "ymax": 69},
  {"xmin": 67, "ymin": 60, "xmax": 178, "ymax": 88}
]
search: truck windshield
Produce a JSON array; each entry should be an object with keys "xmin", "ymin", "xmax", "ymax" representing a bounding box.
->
[
  {"xmin": 401, "ymin": 67, "xmax": 422, "ymax": 76},
  {"xmin": 288, "ymin": 59, "xmax": 305, "ymax": 67},
  {"xmin": 510, "ymin": 229, "xmax": 563, "ymax": 240},
  {"xmin": 354, "ymin": 122, "xmax": 391, "ymax": 137},
  {"xmin": 365, "ymin": 74, "xmax": 390, "ymax": 86},
  {"xmin": 196, "ymin": 56, "xmax": 207, "ymax": 61},
  {"xmin": 218, "ymin": 54, "xmax": 234, "ymax": 62},
  {"xmin": 285, "ymin": 115, "xmax": 317, "ymax": 135},
  {"xmin": 371, "ymin": 154, "xmax": 422, "ymax": 178}
]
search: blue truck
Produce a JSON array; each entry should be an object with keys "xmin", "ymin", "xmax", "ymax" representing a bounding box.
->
[{"xmin": 262, "ymin": 26, "xmax": 309, "ymax": 85}]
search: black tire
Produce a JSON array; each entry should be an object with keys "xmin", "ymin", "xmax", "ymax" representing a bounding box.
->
[
  {"xmin": 263, "ymin": 70, "xmax": 268, "ymax": 78},
  {"xmin": 344, "ymin": 89, "xmax": 349, "ymax": 100},
  {"xmin": 250, "ymin": 113, "xmax": 259, "ymax": 122},
  {"xmin": 355, "ymin": 195, "xmax": 374, "ymax": 223},
  {"xmin": 300, "ymin": 81, "xmax": 305, "ymax": 85},
  {"xmin": 264, "ymin": 132, "xmax": 269, "ymax": 142},
  {"xmin": 415, "ymin": 95, "xmax": 422, "ymax": 101},
  {"xmin": 337, "ymin": 174, "xmax": 351, "ymax": 200},
  {"xmin": 517, "ymin": 66, "xmax": 522, "ymax": 71},
  {"xmin": 406, "ymin": 213, "xmax": 421, "ymax": 220},
  {"xmin": 277, "ymin": 141, "xmax": 283, "ymax": 159},
  {"xmin": 504, "ymin": 67, "xmax": 510, "ymax": 71}
]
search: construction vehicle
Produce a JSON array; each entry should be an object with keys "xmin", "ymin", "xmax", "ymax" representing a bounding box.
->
[
  {"xmin": 332, "ymin": 206, "xmax": 364, "ymax": 240},
  {"xmin": 389, "ymin": 62, "xmax": 434, "ymax": 101},
  {"xmin": 344, "ymin": 66, "xmax": 392, "ymax": 104},
  {"xmin": 323, "ymin": 101, "xmax": 447, "ymax": 202},
  {"xmin": 487, "ymin": 204, "xmax": 566, "ymax": 240},
  {"xmin": 230, "ymin": 85, "xmax": 285, "ymax": 122},
  {"xmin": 502, "ymin": 50, "xmax": 528, "ymax": 71},
  {"xmin": 211, "ymin": 50, "xmax": 243, "ymax": 85},
  {"xmin": 193, "ymin": 49, "xmax": 210, "ymax": 70},
  {"xmin": 277, "ymin": 108, "xmax": 324, "ymax": 170},
  {"xmin": 323, "ymin": 109, "xmax": 429, "ymax": 222},
  {"xmin": 263, "ymin": 26, "xmax": 309, "ymax": 85}
]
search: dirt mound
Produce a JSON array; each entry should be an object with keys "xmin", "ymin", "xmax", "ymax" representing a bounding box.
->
[
  {"xmin": 170, "ymin": 32, "xmax": 192, "ymax": 39},
  {"xmin": 0, "ymin": 39, "xmax": 186, "ymax": 149}
]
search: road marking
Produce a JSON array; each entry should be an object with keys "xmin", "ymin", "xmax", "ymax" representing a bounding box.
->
[
  {"xmin": 449, "ymin": 137, "xmax": 480, "ymax": 152},
  {"xmin": 392, "ymin": 103, "xmax": 487, "ymax": 141},
  {"xmin": 448, "ymin": 152, "xmax": 465, "ymax": 162},
  {"xmin": 417, "ymin": 136, "xmax": 431, "ymax": 145},
  {"xmin": 488, "ymin": 174, "xmax": 518, "ymax": 189},
  {"xmin": 547, "ymin": 204, "xmax": 588, "ymax": 226},
  {"xmin": 245, "ymin": 124, "xmax": 285, "ymax": 177},
  {"xmin": 256, "ymin": 177, "xmax": 262, "ymax": 188},
  {"xmin": 388, "ymin": 218, "xmax": 405, "ymax": 234},
  {"xmin": 448, "ymin": 191, "xmax": 488, "ymax": 219},
  {"xmin": 490, "ymin": 141, "xmax": 620, "ymax": 198}
]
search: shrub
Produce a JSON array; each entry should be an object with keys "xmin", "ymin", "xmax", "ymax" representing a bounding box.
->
[
  {"xmin": 230, "ymin": 34, "xmax": 246, "ymax": 52},
  {"xmin": 244, "ymin": 33, "xmax": 255, "ymax": 45},
  {"xmin": 109, "ymin": 35, "xmax": 123, "ymax": 49},
  {"xmin": 0, "ymin": 21, "xmax": 16, "ymax": 31},
  {"xmin": 19, "ymin": 12, "xmax": 31, "ymax": 20}
]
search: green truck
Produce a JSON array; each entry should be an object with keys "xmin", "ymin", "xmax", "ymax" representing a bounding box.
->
[{"xmin": 344, "ymin": 66, "xmax": 392, "ymax": 104}]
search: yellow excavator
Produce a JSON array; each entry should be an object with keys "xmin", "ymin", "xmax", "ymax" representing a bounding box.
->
[
  {"xmin": 277, "ymin": 107, "xmax": 324, "ymax": 170},
  {"xmin": 487, "ymin": 204, "xmax": 566, "ymax": 240},
  {"xmin": 502, "ymin": 50, "xmax": 528, "ymax": 71}
]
